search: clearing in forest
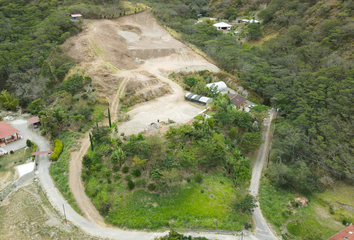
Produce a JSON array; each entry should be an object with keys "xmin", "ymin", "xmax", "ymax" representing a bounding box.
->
[{"xmin": 62, "ymin": 10, "xmax": 223, "ymax": 226}]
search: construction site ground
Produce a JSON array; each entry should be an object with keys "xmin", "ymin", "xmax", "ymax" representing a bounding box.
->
[{"xmin": 62, "ymin": 10, "xmax": 220, "ymax": 226}]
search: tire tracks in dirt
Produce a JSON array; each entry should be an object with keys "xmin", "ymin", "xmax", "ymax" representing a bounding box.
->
[{"xmin": 68, "ymin": 75, "xmax": 129, "ymax": 226}]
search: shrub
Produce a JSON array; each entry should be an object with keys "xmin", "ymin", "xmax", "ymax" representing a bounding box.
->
[
  {"xmin": 0, "ymin": 163, "xmax": 2, "ymax": 168},
  {"xmin": 122, "ymin": 166, "xmax": 129, "ymax": 173},
  {"xmin": 235, "ymin": 194, "xmax": 258, "ymax": 213},
  {"xmin": 51, "ymin": 139, "xmax": 63, "ymax": 161},
  {"xmin": 136, "ymin": 178, "xmax": 146, "ymax": 187},
  {"xmin": 184, "ymin": 77, "xmax": 198, "ymax": 88},
  {"xmin": 125, "ymin": 174, "xmax": 132, "ymax": 181},
  {"xmin": 148, "ymin": 183, "xmax": 156, "ymax": 191},
  {"xmin": 113, "ymin": 165, "xmax": 120, "ymax": 172},
  {"xmin": 81, "ymin": 93, "xmax": 88, "ymax": 99},
  {"xmin": 114, "ymin": 173, "xmax": 121, "ymax": 179},
  {"xmin": 195, "ymin": 173, "xmax": 203, "ymax": 183},
  {"xmin": 244, "ymin": 222, "xmax": 252, "ymax": 229},
  {"xmin": 104, "ymin": 168, "xmax": 112, "ymax": 177},
  {"xmin": 229, "ymin": 127, "xmax": 239, "ymax": 139},
  {"xmin": 26, "ymin": 139, "xmax": 32, "ymax": 148},
  {"xmin": 150, "ymin": 169, "xmax": 162, "ymax": 180},
  {"xmin": 82, "ymin": 154, "xmax": 92, "ymax": 168},
  {"xmin": 10, "ymin": 150, "xmax": 14, "ymax": 154},
  {"xmin": 187, "ymin": 178, "xmax": 191, "ymax": 183},
  {"xmin": 132, "ymin": 169, "xmax": 141, "ymax": 177},
  {"xmin": 201, "ymin": 189, "xmax": 204, "ymax": 193},
  {"xmin": 128, "ymin": 180, "xmax": 135, "ymax": 190},
  {"xmin": 137, "ymin": 133, "xmax": 145, "ymax": 140}
]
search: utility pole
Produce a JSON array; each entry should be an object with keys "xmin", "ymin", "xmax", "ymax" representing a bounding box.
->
[{"xmin": 63, "ymin": 204, "xmax": 67, "ymax": 223}]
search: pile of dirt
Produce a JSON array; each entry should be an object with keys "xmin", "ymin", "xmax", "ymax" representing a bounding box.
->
[
  {"xmin": 120, "ymin": 71, "xmax": 172, "ymax": 108},
  {"xmin": 295, "ymin": 197, "xmax": 309, "ymax": 207}
]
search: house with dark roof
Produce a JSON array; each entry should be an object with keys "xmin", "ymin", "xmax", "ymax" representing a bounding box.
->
[
  {"xmin": 328, "ymin": 224, "xmax": 354, "ymax": 240},
  {"xmin": 0, "ymin": 121, "xmax": 21, "ymax": 147},
  {"xmin": 228, "ymin": 93, "xmax": 247, "ymax": 110}
]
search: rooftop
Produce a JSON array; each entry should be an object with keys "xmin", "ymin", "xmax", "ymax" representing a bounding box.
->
[
  {"xmin": 70, "ymin": 14, "xmax": 82, "ymax": 17},
  {"xmin": 28, "ymin": 116, "xmax": 40, "ymax": 125},
  {"xmin": 0, "ymin": 121, "xmax": 20, "ymax": 139},
  {"xmin": 328, "ymin": 224, "xmax": 354, "ymax": 240},
  {"xmin": 213, "ymin": 22, "xmax": 232, "ymax": 28},
  {"xmin": 228, "ymin": 94, "xmax": 247, "ymax": 107}
]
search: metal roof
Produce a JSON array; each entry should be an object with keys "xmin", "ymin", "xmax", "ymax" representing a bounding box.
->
[
  {"xmin": 71, "ymin": 14, "xmax": 82, "ymax": 17},
  {"xmin": 213, "ymin": 22, "xmax": 232, "ymax": 28},
  {"xmin": 206, "ymin": 81, "xmax": 227, "ymax": 92},
  {"xmin": 328, "ymin": 224, "xmax": 354, "ymax": 240},
  {"xmin": 28, "ymin": 116, "xmax": 40, "ymax": 125},
  {"xmin": 0, "ymin": 122, "xmax": 20, "ymax": 139}
]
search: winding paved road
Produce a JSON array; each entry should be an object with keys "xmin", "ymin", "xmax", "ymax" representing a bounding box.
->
[
  {"xmin": 7, "ymin": 119, "xmax": 257, "ymax": 240},
  {"xmin": 250, "ymin": 109, "xmax": 278, "ymax": 240}
]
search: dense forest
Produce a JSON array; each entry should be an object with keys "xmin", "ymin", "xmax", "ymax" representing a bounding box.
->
[
  {"xmin": 0, "ymin": 0, "xmax": 125, "ymax": 106},
  {"xmin": 126, "ymin": 0, "xmax": 354, "ymax": 194}
]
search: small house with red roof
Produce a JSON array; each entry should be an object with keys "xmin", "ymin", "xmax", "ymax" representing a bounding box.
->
[
  {"xmin": 328, "ymin": 224, "xmax": 354, "ymax": 240},
  {"xmin": 0, "ymin": 121, "xmax": 21, "ymax": 147},
  {"xmin": 28, "ymin": 116, "xmax": 40, "ymax": 128}
]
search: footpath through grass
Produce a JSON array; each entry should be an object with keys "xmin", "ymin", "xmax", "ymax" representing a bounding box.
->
[
  {"xmin": 49, "ymin": 131, "xmax": 83, "ymax": 215},
  {"xmin": 259, "ymin": 177, "xmax": 354, "ymax": 239},
  {"xmin": 106, "ymin": 171, "xmax": 249, "ymax": 230}
]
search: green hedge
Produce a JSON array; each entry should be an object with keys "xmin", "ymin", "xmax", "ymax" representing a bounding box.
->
[
  {"xmin": 51, "ymin": 139, "xmax": 63, "ymax": 161},
  {"xmin": 31, "ymin": 142, "xmax": 37, "ymax": 160}
]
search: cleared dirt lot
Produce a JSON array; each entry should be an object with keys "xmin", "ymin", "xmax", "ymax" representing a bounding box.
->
[{"xmin": 63, "ymin": 10, "xmax": 219, "ymax": 225}]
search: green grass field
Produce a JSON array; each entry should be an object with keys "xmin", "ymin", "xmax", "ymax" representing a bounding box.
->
[
  {"xmin": 0, "ymin": 147, "xmax": 32, "ymax": 185},
  {"xmin": 259, "ymin": 177, "xmax": 354, "ymax": 239},
  {"xmin": 104, "ymin": 171, "xmax": 250, "ymax": 230}
]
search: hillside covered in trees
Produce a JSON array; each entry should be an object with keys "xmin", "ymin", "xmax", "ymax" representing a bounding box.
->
[
  {"xmin": 130, "ymin": 0, "xmax": 354, "ymax": 193},
  {"xmin": 0, "ymin": 0, "xmax": 124, "ymax": 106}
]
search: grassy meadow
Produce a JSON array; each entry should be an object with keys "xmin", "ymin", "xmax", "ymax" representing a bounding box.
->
[
  {"xmin": 0, "ymin": 147, "xmax": 32, "ymax": 187},
  {"xmin": 105, "ymin": 171, "xmax": 249, "ymax": 230},
  {"xmin": 259, "ymin": 177, "xmax": 354, "ymax": 240}
]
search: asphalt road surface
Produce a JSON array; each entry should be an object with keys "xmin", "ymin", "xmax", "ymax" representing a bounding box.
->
[{"xmin": 249, "ymin": 109, "xmax": 278, "ymax": 240}]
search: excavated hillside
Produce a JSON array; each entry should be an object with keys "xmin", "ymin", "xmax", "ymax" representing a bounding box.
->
[{"xmin": 62, "ymin": 10, "xmax": 219, "ymax": 225}]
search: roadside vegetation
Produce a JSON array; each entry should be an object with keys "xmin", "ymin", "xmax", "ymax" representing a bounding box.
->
[
  {"xmin": 49, "ymin": 131, "xmax": 83, "ymax": 215},
  {"xmin": 82, "ymin": 93, "xmax": 267, "ymax": 230},
  {"xmin": 259, "ymin": 177, "xmax": 354, "ymax": 239}
]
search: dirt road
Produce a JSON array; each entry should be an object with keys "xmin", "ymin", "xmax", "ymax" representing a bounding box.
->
[
  {"xmin": 63, "ymin": 11, "xmax": 220, "ymax": 227},
  {"xmin": 249, "ymin": 109, "xmax": 278, "ymax": 240}
]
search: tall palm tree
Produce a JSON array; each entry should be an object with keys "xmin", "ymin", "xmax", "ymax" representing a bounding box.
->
[{"xmin": 0, "ymin": 90, "xmax": 19, "ymax": 111}]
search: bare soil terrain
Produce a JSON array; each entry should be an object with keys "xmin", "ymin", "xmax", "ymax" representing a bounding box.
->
[{"xmin": 63, "ymin": 10, "xmax": 219, "ymax": 226}]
